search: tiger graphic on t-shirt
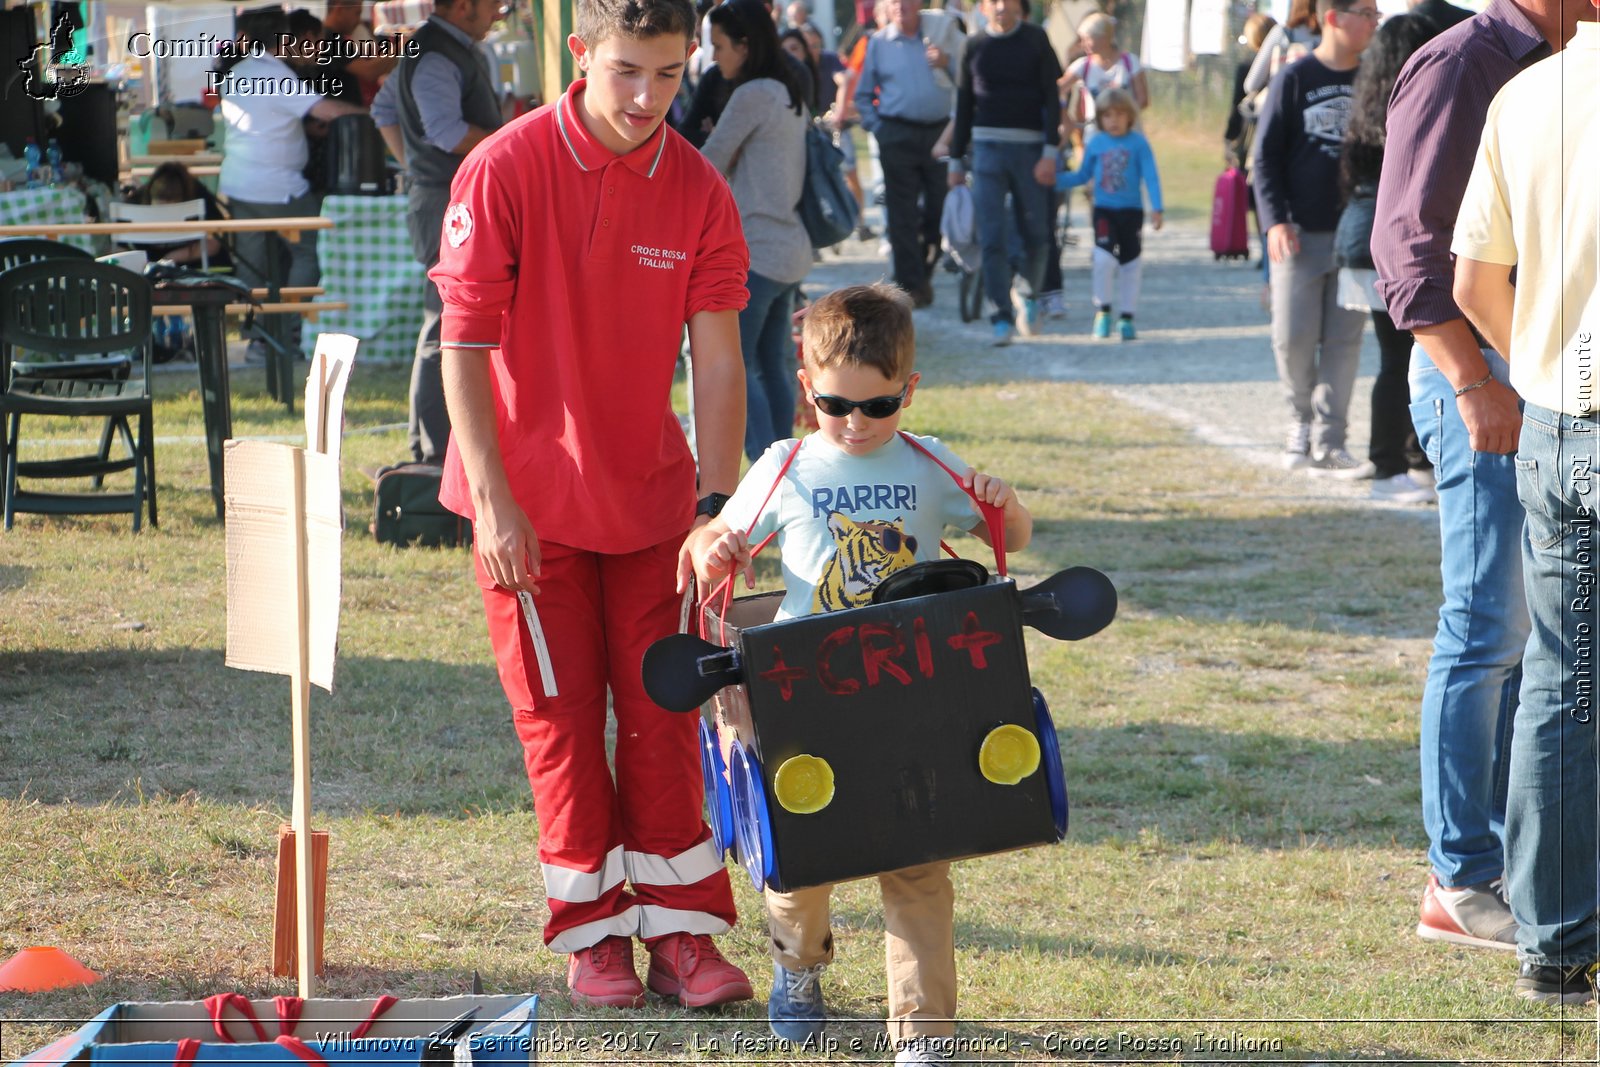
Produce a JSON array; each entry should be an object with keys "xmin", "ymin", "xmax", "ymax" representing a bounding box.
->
[{"xmin": 812, "ymin": 512, "xmax": 919, "ymax": 614}]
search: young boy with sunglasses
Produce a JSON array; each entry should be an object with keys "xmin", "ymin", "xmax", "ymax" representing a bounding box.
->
[{"xmin": 686, "ymin": 282, "xmax": 1032, "ymax": 1065}]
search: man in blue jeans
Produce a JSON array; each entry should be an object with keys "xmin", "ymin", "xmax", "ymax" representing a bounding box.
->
[
  {"xmin": 945, "ymin": 0, "xmax": 1061, "ymax": 347},
  {"xmin": 1372, "ymin": 0, "xmax": 1585, "ymax": 972},
  {"xmin": 1452, "ymin": 5, "xmax": 1598, "ymax": 1005}
]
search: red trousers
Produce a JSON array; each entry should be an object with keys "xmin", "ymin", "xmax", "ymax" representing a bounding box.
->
[{"xmin": 478, "ymin": 534, "xmax": 737, "ymax": 952}]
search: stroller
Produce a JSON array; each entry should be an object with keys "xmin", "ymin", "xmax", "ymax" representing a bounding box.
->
[{"xmin": 940, "ymin": 181, "xmax": 984, "ymax": 323}]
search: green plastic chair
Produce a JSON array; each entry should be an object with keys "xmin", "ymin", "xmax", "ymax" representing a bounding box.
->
[
  {"xmin": 0, "ymin": 259, "xmax": 157, "ymax": 531},
  {"xmin": 0, "ymin": 238, "xmax": 95, "ymax": 274},
  {"xmin": 0, "ymin": 240, "xmax": 133, "ymax": 494}
]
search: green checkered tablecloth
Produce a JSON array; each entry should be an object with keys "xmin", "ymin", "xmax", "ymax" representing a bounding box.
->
[
  {"xmin": 0, "ymin": 186, "xmax": 101, "ymax": 253},
  {"xmin": 309, "ymin": 194, "xmax": 426, "ymax": 363}
]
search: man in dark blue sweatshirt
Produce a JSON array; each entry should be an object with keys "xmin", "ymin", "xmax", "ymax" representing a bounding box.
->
[
  {"xmin": 1253, "ymin": 0, "xmax": 1375, "ymax": 475},
  {"xmin": 946, "ymin": 0, "xmax": 1061, "ymax": 346}
]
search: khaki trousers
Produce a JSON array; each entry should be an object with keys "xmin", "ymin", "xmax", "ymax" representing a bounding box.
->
[{"xmin": 765, "ymin": 861, "xmax": 956, "ymax": 1041}]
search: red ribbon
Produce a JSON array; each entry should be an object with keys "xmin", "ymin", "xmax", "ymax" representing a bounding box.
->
[
  {"xmin": 349, "ymin": 996, "xmax": 399, "ymax": 1041},
  {"xmin": 202, "ymin": 994, "xmax": 268, "ymax": 1044}
]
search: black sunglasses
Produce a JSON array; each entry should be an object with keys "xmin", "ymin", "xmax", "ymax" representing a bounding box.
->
[{"xmin": 810, "ymin": 386, "xmax": 908, "ymax": 419}]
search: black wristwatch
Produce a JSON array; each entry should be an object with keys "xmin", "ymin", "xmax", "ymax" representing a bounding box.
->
[{"xmin": 695, "ymin": 492, "xmax": 730, "ymax": 520}]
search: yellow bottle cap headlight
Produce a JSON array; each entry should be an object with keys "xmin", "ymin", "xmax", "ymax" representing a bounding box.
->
[
  {"xmin": 979, "ymin": 725, "xmax": 1041, "ymax": 785},
  {"xmin": 773, "ymin": 754, "xmax": 835, "ymax": 814}
]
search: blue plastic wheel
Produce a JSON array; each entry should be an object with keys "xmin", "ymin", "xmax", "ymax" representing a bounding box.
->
[
  {"xmin": 1032, "ymin": 688, "xmax": 1069, "ymax": 840},
  {"xmin": 698, "ymin": 719, "xmax": 735, "ymax": 860},
  {"xmin": 729, "ymin": 745, "xmax": 776, "ymax": 891}
]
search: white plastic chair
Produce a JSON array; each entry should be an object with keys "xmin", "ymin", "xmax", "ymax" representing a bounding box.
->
[{"xmin": 108, "ymin": 199, "xmax": 210, "ymax": 271}]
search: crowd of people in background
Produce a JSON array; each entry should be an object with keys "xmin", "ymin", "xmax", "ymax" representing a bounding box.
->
[{"xmin": 180, "ymin": 0, "xmax": 1179, "ymax": 458}]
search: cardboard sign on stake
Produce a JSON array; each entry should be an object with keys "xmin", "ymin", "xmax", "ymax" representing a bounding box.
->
[{"xmin": 223, "ymin": 335, "xmax": 355, "ymax": 998}]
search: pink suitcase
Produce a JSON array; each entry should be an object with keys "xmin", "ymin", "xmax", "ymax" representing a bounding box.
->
[{"xmin": 1210, "ymin": 167, "xmax": 1251, "ymax": 261}]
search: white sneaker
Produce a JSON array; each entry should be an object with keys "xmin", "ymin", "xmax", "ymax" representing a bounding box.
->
[
  {"xmin": 1410, "ymin": 466, "xmax": 1436, "ymax": 488},
  {"xmin": 1308, "ymin": 447, "xmax": 1377, "ymax": 480},
  {"xmin": 1281, "ymin": 423, "xmax": 1311, "ymax": 471},
  {"xmin": 894, "ymin": 1037, "xmax": 953, "ymax": 1065},
  {"xmin": 1371, "ymin": 472, "xmax": 1436, "ymax": 504}
]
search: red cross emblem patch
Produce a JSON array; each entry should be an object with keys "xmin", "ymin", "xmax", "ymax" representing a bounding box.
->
[{"xmin": 444, "ymin": 203, "xmax": 473, "ymax": 248}]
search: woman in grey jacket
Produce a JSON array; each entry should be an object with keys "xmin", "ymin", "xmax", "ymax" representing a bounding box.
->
[{"xmin": 702, "ymin": 0, "xmax": 813, "ymax": 460}]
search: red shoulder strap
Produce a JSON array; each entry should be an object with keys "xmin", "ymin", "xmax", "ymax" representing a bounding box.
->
[
  {"xmin": 701, "ymin": 433, "xmax": 1009, "ymax": 637},
  {"xmin": 172, "ymin": 1039, "xmax": 201, "ymax": 1067},
  {"xmin": 700, "ymin": 439, "xmax": 802, "ymax": 640},
  {"xmin": 897, "ymin": 431, "xmax": 1007, "ymax": 577}
]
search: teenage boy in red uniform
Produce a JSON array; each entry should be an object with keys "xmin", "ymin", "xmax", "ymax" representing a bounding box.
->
[{"xmin": 430, "ymin": 0, "xmax": 754, "ymax": 1010}]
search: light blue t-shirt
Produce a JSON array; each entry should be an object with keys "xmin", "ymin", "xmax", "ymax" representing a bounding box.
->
[
  {"xmin": 1057, "ymin": 129, "xmax": 1164, "ymax": 213},
  {"xmin": 720, "ymin": 433, "xmax": 982, "ymax": 620}
]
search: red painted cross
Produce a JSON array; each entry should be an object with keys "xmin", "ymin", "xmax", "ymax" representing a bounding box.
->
[{"xmin": 946, "ymin": 611, "xmax": 1002, "ymax": 669}]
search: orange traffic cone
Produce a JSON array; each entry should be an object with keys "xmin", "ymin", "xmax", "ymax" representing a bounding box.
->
[{"xmin": 0, "ymin": 947, "xmax": 101, "ymax": 992}]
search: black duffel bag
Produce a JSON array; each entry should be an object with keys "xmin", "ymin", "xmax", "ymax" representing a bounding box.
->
[{"xmin": 371, "ymin": 463, "xmax": 473, "ymax": 548}]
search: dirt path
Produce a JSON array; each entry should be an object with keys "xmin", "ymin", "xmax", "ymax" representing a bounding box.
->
[{"xmin": 804, "ymin": 216, "xmax": 1435, "ymax": 520}]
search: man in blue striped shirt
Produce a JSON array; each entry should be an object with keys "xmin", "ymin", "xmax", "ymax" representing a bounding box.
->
[{"xmin": 854, "ymin": 0, "xmax": 963, "ymax": 307}]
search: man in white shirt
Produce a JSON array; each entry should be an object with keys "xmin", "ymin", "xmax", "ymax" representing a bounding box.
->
[{"xmin": 216, "ymin": 6, "xmax": 363, "ymax": 361}]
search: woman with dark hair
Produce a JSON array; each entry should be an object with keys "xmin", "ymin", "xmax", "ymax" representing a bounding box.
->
[
  {"xmin": 1337, "ymin": 12, "xmax": 1443, "ymax": 504},
  {"xmin": 701, "ymin": 0, "xmax": 812, "ymax": 460},
  {"xmin": 780, "ymin": 26, "xmax": 823, "ymax": 112},
  {"xmin": 128, "ymin": 162, "xmax": 229, "ymax": 269}
]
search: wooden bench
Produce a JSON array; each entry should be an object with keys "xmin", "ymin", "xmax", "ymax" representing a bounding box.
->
[
  {"xmin": 130, "ymin": 152, "xmax": 224, "ymax": 166},
  {"xmin": 153, "ymin": 301, "xmax": 349, "ymax": 320},
  {"xmin": 125, "ymin": 164, "xmax": 222, "ymax": 180},
  {"xmin": 250, "ymin": 287, "xmax": 325, "ymax": 301}
]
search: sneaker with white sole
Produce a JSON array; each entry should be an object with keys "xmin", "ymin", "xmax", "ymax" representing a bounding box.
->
[
  {"xmin": 1282, "ymin": 422, "xmax": 1311, "ymax": 471},
  {"xmin": 768, "ymin": 962, "xmax": 827, "ymax": 1044},
  {"xmin": 1040, "ymin": 291, "xmax": 1068, "ymax": 319},
  {"xmin": 1417, "ymin": 873, "xmax": 1518, "ymax": 951},
  {"xmin": 1308, "ymin": 447, "xmax": 1377, "ymax": 479},
  {"xmin": 1410, "ymin": 465, "xmax": 1436, "ymax": 488},
  {"xmin": 1371, "ymin": 472, "xmax": 1436, "ymax": 504},
  {"xmin": 991, "ymin": 321, "xmax": 1015, "ymax": 347},
  {"xmin": 1021, "ymin": 297, "xmax": 1041, "ymax": 336},
  {"xmin": 1515, "ymin": 961, "xmax": 1598, "ymax": 1006},
  {"xmin": 894, "ymin": 1037, "xmax": 953, "ymax": 1065}
]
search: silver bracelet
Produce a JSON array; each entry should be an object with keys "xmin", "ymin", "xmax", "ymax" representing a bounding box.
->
[{"xmin": 1454, "ymin": 372, "xmax": 1495, "ymax": 397}]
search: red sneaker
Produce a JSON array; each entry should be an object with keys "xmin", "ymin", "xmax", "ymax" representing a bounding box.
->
[
  {"xmin": 567, "ymin": 936, "xmax": 646, "ymax": 1008},
  {"xmin": 1417, "ymin": 873, "xmax": 1517, "ymax": 951},
  {"xmin": 646, "ymin": 933, "xmax": 754, "ymax": 1008}
]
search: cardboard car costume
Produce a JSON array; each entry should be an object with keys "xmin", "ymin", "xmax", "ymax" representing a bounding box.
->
[{"xmin": 643, "ymin": 446, "xmax": 1117, "ymax": 893}]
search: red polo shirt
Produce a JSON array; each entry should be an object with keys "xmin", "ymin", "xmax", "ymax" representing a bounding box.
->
[{"xmin": 432, "ymin": 80, "xmax": 750, "ymax": 554}]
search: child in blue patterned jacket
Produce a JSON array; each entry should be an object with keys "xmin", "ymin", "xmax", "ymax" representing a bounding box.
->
[{"xmin": 1057, "ymin": 86, "xmax": 1164, "ymax": 340}]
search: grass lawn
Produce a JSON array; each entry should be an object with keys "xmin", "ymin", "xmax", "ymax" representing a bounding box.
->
[{"xmin": 0, "ymin": 338, "xmax": 1594, "ymax": 1062}]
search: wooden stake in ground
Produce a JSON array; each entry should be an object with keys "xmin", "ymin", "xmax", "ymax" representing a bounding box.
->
[{"xmin": 224, "ymin": 335, "xmax": 356, "ymax": 997}]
